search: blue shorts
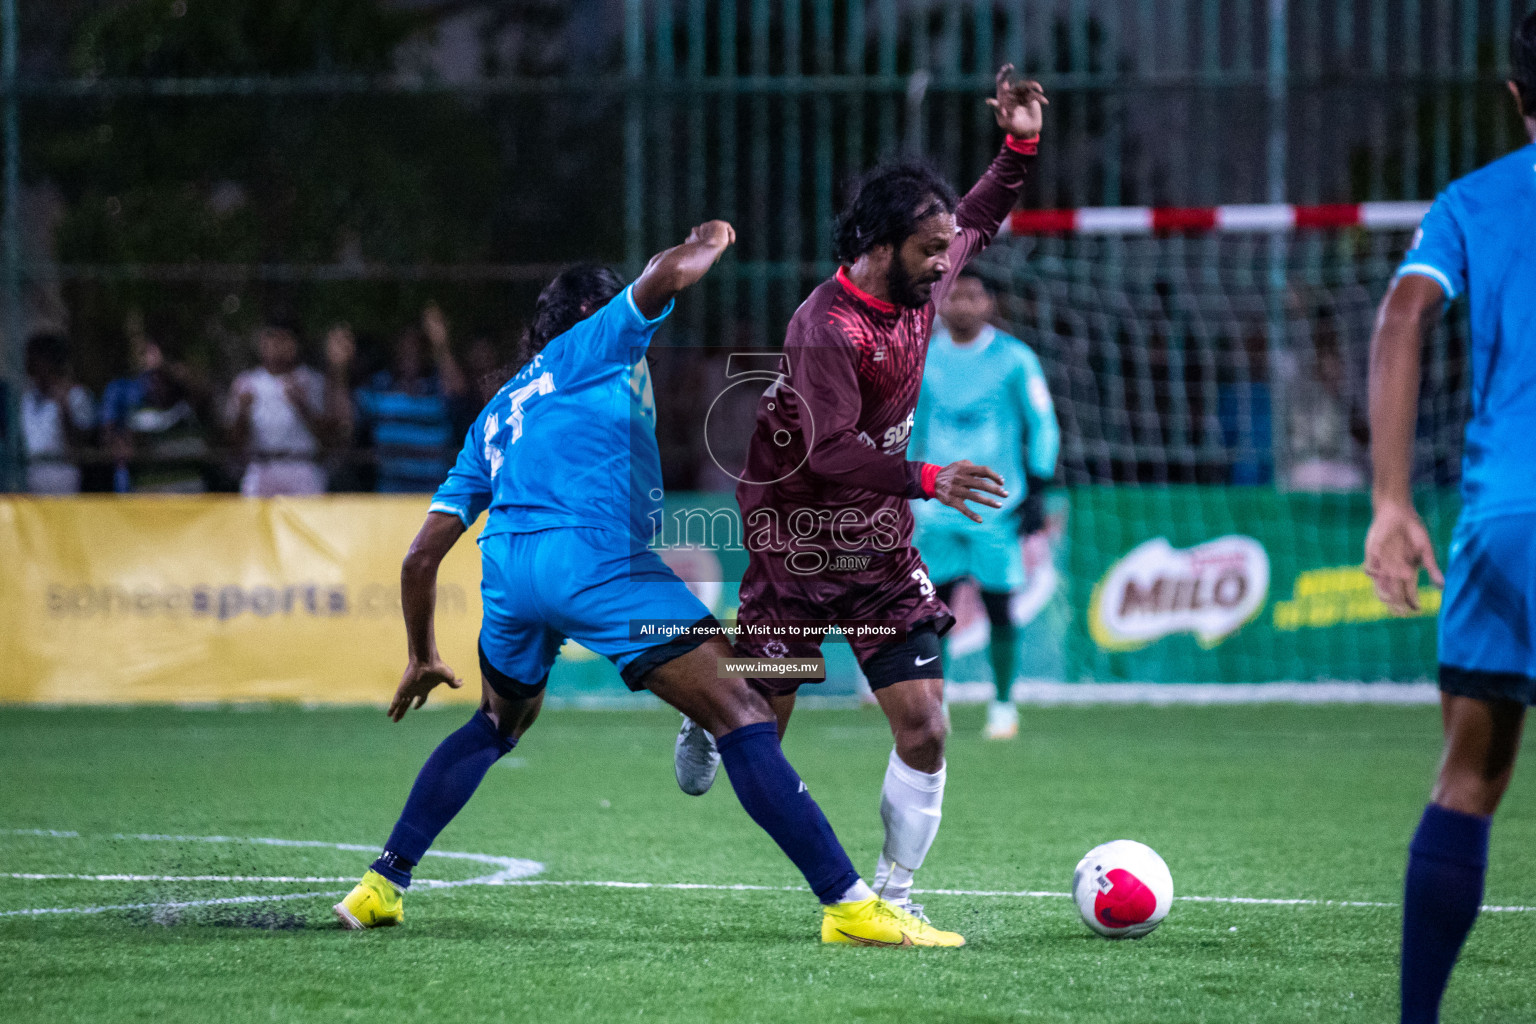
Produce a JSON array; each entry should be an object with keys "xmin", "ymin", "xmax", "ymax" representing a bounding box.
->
[
  {"xmin": 1439, "ymin": 513, "xmax": 1536, "ymax": 705},
  {"xmin": 914, "ymin": 519, "xmax": 1025, "ymax": 592},
  {"xmin": 476, "ymin": 527, "xmax": 718, "ymax": 698}
]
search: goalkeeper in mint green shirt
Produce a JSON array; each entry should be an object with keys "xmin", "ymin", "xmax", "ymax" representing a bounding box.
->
[{"xmin": 911, "ymin": 270, "xmax": 1059, "ymax": 739}]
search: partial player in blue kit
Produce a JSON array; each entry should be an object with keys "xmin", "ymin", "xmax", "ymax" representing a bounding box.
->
[
  {"xmin": 334, "ymin": 220, "xmax": 963, "ymax": 947},
  {"xmin": 1364, "ymin": 13, "xmax": 1536, "ymax": 1021},
  {"xmin": 425, "ymin": 264, "xmax": 713, "ymax": 693}
]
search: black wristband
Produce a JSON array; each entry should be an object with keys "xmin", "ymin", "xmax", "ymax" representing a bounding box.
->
[{"xmin": 1018, "ymin": 475, "xmax": 1050, "ymax": 535}]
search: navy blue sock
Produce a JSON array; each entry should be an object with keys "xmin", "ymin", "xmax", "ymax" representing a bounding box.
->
[
  {"xmin": 370, "ymin": 709, "xmax": 515, "ymax": 889},
  {"xmin": 1401, "ymin": 803, "xmax": 1490, "ymax": 1024},
  {"xmin": 716, "ymin": 721, "xmax": 860, "ymax": 904}
]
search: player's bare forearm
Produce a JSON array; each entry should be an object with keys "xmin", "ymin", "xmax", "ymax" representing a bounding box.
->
[
  {"xmin": 400, "ymin": 512, "xmax": 466, "ymax": 664},
  {"xmin": 1364, "ymin": 274, "xmax": 1446, "ymax": 613},
  {"xmin": 633, "ymin": 220, "xmax": 736, "ymax": 319},
  {"xmin": 1368, "ymin": 275, "xmax": 1443, "ymax": 510},
  {"xmin": 389, "ymin": 512, "xmax": 468, "ymax": 720}
]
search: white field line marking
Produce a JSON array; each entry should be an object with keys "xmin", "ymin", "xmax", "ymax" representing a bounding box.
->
[
  {"xmin": 2, "ymin": 889, "xmax": 353, "ymax": 917},
  {"xmin": 486, "ymin": 879, "xmax": 1534, "ymax": 914},
  {"xmin": 6, "ymin": 874, "xmax": 358, "ymax": 883},
  {"xmin": 6, "ymin": 831, "xmax": 1536, "ymax": 916},
  {"xmin": 0, "ymin": 831, "xmax": 542, "ymax": 918}
]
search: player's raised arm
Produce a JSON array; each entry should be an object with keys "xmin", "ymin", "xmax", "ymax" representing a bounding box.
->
[
  {"xmin": 934, "ymin": 67, "xmax": 1046, "ymax": 305},
  {"xmin": 1364, "ymin": 273, "xmax": 1447, "ymax": 614},
  {"xmin": 389, "ymin": 511, "xmax": 469, "ymax": 721},
  {"xmin": 632, "ymin": 220, "xmax": 736, "ymax": 320},
  {"xmin": 986, "ymin": 64, "xmax": 1047, "ymax": 141}
]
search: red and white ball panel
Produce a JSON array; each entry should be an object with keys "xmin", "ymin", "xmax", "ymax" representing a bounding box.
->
[{"xmin": 1072, "ymin": 840, "xmax": 1174, "ymax": 939}]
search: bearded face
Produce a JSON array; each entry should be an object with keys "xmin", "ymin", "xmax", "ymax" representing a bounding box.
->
[{"xmin": 887, "ymin": 211, "xmax": 957, "ymax": 308}]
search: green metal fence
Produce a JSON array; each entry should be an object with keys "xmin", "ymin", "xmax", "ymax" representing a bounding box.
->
[{"xmin": 1, "ymin": 0, "xmax": 1531, "ymax": 489}]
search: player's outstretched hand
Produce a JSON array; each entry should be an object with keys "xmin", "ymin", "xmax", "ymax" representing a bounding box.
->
[
  {"xmin": 1364, "ymin": 500, "xmax": 1444, "ymax": 615},
  {"xmin": 987, "ymin": 64, "xmax": 1047, "ymax": 139},
  {"xmin": 687, "ymin": 219, "xmax": 736, "ymax": 251},
  {"xmin": 934, "ymin": 459, "xmax": 1009, "ymax": 524},
  {"xmin": 668, "ymin": 219, "xmax": 736, "ymax": 285},
  {"xmin": 634, "ymin": 220, "xmax": 736, "ymax": 318},
  {"xmin": 388, "ymin": 656, "xmax": 463, "ymax": 722}
]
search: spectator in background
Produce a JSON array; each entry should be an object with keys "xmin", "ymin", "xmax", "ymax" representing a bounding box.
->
[
  {"xmin": 224, "ymin": 321, "xmax": 354, "ymax": 496},
  {"xmin": 1287, "ymin": 316, "xmax": 1368, "ymax": 491},
  {"xmin": 452, "ymin": 334, "xmax": 506, "ymax": 439},
  {"xmin": 353, "ymin": 303, "xmax": 467, "ymax": 493},
  {"xmin": 101, "ymin": 331, "xmax": 213, "ymax": 493},
  {"xmin": 21, "ymin": 332, "xmax": 95, "ymax": 494},
  {"xmin": 1218, "ymin": 326, "xmax": 1274, "ymax": 485}
]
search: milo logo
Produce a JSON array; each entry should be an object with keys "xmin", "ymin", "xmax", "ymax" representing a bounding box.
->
[{"xmin": 1089, "ymin": 536, "xmax": 1269, "ymax": 651}]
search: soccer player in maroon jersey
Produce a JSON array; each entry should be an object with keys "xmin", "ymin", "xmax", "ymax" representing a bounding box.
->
[{"xmin": 676, "ymin": 66, "xmax": 1047, "ymax": 919}]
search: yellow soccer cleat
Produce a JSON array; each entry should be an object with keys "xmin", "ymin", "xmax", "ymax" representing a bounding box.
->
[
  {"xmin": 821, "ymin": 897, "xmax": 965, "ymax": 947},
  {"xmin": 334, "ymin": 869, "xmax": 404, "ymax": 930}
]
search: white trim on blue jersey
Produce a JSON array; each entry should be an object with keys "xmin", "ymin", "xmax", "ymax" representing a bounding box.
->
[{"xmin": 1395, "ymin": 262, "xmax": 1458, "ymax": 300}]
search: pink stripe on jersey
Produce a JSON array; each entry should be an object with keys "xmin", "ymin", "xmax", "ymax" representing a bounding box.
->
[{"xmin": 835, "ymin": 266, "xmax": 897, "ymax": 315}]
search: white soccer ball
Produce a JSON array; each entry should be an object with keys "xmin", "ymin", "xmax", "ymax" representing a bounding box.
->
[{"xmin": 1072, "ymin": 840, "xmax": 1173, "ymax": 939}]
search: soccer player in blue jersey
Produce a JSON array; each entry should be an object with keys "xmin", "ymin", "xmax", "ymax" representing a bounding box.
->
[
  {"xmin": 334, "ymin": 220, "xmax": 964, "ymax": 946},
  {"xmin": 910, "ymin": 270, "xmax": 1059, "ymax": 740},
  {"xmin": 1364, "ymin": 13, "xmax": 1536, "ymax": 1020}
]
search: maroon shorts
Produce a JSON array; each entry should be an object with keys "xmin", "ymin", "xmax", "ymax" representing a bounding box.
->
[{"xmin": 734, "ymin": 545, "xmax": 955, "ymax": 697}]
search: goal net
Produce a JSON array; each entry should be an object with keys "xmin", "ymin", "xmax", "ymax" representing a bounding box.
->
[{"xmin": 947, "ymin": 208, "xmax": 1466, "ymax": 691}]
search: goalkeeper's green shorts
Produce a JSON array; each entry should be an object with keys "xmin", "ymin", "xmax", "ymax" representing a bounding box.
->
[{"xmin": 914, "ymin": 519, "xmax": 1025, "ymax": 593}]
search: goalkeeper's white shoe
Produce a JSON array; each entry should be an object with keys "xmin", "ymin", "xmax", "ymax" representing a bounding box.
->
[
  {"xmin": 983, "ymin": 700, "xmax": 1019, "ymax": 740},
  {"xmin": 674, "ymin": 715, "xmax": 720, "ymax": 795}
]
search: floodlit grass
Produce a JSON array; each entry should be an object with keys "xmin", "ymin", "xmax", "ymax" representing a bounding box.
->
[{"xmin": 2, "ymin": 703, "xmax": 1533, "ymax": 1023}]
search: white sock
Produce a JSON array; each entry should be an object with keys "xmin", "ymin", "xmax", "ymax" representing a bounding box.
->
[
  {"xmin": 833, "ymin": 878, "xmax": 877, "ymax": 904},
  {"xmin": 871, "ymin": 747, "xmax": 946, "ymax": 904}
]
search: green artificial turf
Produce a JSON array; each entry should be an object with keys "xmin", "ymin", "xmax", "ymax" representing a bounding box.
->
[{"xmin": 2, "ymin": 703, "xmax": 1533, "ymax": 1023}]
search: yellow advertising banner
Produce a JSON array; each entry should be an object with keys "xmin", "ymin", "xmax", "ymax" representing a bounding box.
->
[{"xmin": 0, "ymin": 497, "xmax": 487, "ymax": 704}]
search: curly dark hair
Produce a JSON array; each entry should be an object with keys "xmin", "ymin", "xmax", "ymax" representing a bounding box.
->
[
  {"xmin": 1514, "ymin": 10, "xmax": 1536, "ymax": 115},
  {"xmin": 832, "ymin": 162, "xmax": 959, "ymax": 264},
  {"xmin": 501, "ymin": 263, "xmax": 626, "ymax": 383}
]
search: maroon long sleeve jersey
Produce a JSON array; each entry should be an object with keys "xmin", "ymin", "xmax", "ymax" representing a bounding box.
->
[{"xmin": 737, "ymin": 139, "xmax": 1035, "ymax": 561}]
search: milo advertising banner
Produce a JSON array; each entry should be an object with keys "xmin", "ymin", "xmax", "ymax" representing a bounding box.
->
[
  {"xmin": 0, "ymin": 487, "xmax": 1455, "ymax": 705},
  {"xmin": 1065, "ymin": 487, "xmax": 1456, "ymax": 684}
]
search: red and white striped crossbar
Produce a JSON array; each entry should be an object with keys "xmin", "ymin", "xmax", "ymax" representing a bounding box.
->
[{"xmin": 1001, "ymin": 201, "xmax": 1431, "ymax": 236}]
